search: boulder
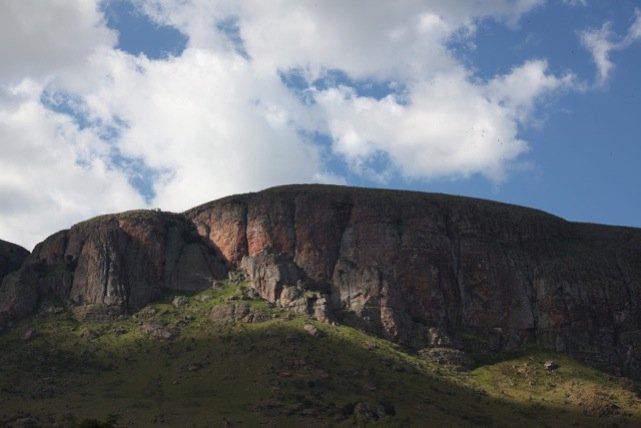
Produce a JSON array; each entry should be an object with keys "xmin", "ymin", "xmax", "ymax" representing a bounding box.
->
[
  {"xmin": 210, "ymin": 302, "xmax": 269, "ymax": 324},
  {"xmin": 141, "ymin": 320, "xmax": 177, "ymax": 340}
]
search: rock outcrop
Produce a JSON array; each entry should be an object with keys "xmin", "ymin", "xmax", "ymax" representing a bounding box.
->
[
  {"xmin": 0, "ymin": 239, "xmax": 29, "ymax": 283},
  {"xmin": 1, "ymin": 184, "xmax": 641, "ymax": 378},
  {"xmin": 186, "ymin": 185, "xmax": 641, "ymax": 377},
  {"xmin": 0, "ymin": 210, "xmax": 226, "ymax": 321}
]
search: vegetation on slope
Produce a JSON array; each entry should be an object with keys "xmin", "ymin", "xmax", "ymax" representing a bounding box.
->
[{"xmin": 0, "ymin": 279, "xmax": 639, "ymax": 427}]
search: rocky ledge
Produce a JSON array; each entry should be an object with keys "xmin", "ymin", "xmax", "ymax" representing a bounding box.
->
[{"xmin": 1, "ymin": 184, "xmax": 641, "ymax": 378}]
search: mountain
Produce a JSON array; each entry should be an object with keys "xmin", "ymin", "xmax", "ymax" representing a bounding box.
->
[
  {"xmin": 1, "ymin": 184, "xmax": 640, "ymax": 426},
  {"xmin": 0, "ymin": 239, "xmax": 29, "ymax": 282}
]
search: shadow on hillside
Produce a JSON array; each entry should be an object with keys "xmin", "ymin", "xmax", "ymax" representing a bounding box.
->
[{"xmin": 0, "ymin": 319, "xmax": 639, "ymax": 427}]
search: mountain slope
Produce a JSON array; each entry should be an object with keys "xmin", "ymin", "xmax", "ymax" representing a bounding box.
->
[{"xmin": 1, "ymin": 279, "xmax": 639, "ymax": 427}]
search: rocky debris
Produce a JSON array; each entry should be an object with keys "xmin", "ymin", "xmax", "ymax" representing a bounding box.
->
[
  {"xmin": 419, "ymin": 347, "xmax": 474, "ymax": 371},
  {"xmin": 227, "ymin": 270, "xmax": 246, "ymax": 284},
  {"xmin": 172, "ymin": 296, "xmax": 188, "ymax": 308},
  {"xmin": 72, "ymin": 304, "xmax": 124, "ymax": 322},
  {"xmin": 185, "ymin": 362, "xmax": 203, "ymax": 372},
  {"xmin": 241, "ymin": 250, "xmax": 332, "ymax": 322},
  {"xmin": 197, "ymin": 294, "xmax": 212, "ymax": 302},
  {"xmin": 544, "ymin": 360, "xmax": 559, "ymax": 371},
  {"xmin": 80, "ymin": 329, "xmax": 101, "ymax": 341},
  {"xmin": 427, "ymin": 327, "xmax": 455, "ymax": 348},
  {"xmin": 364, "ymin": 340, "xmax": 377, "ymax": 350},
  {"xmin": 22, "ymin": 328, "xmax": 36, "ymax": 341},
  {"xmin": 113, "ymin": 326, "xmax": 128, "ymax": 336},
  {"xmin": 141, "ymin": 320, "xmax": 177, "ymax": 340},
  {"xmin": 37, "ymin": 299, "xmax": 64, "ymax": 316},
  {"xmin": 303, "ymin": 323, "xmax": 323, "ymax": 337},
  {"xmin": 227, "ymin": 286, "xmax": 260, "ymax": 301},
  {"xmin": 210, "ymin": 303, "xmax": 269, "ymax": 324},
  {"xmin": 350, "ymin": 400, "xmax": 394, "ymax": 422}
]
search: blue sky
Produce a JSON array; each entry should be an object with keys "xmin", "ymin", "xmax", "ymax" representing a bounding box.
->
[{"xmin": 0, "ymin": 1, "xmax": 640, "ymax": 248}]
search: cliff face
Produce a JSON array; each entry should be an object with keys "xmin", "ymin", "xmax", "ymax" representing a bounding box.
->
[
  {"xmin": 0, "ymin": 211, "xmax": 226, "ymax": 321},
  {"xmin": 186, "ymin": 185, "xmax": 641, "ymax": 376},
  {"xmin": 1, "ymin": 185, "xmax": 640, "ymax": 377},
  {"xmin": 0, "ymin": 239, "xmax": 29, "ymax": 284}
]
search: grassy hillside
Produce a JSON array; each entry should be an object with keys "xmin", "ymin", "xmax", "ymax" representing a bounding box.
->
[{"xmin": 0, "ymin": 280, "xmax": 639, "ymax": 427}]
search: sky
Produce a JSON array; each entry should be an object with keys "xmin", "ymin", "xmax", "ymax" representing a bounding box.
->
[{"xmin": 0, "ymin": 0, "xmax": 640, "ymax": 250}]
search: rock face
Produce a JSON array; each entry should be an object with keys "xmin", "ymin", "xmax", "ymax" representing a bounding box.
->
[
  {"xmin": 1, "ymin": 184, "xmax": 641, "ymax": 378},
  {"xmin": 186, "ymin": 185, "xmax": 641, "ymax": 377},
  {"xmin": 0, "ymin": 210, "xmax": 226, "ymax": 321},
  {"xmin": 0, "ymin": 239, "xmax": 29, "ymax": 283}
]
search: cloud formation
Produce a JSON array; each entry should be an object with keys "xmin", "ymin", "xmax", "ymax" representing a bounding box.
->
[
  {"xmin": 0, "ymin": 0, "xmax": 581, "ymax": 248},
  {"xmin": 581, "ymin": 8, "xmax": 641, "ymax": 85}
]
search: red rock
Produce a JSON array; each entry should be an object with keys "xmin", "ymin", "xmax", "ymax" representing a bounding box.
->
[{"xmin": 186, "ymin": 184, "xmax": 641, "ymax": 377}]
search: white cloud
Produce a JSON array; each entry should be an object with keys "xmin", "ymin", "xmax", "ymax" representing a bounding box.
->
[
  {"xmin": 0, "ymin": 0, "xmax": 115, "ymax": 84},
  {"xmin": 563, "ymin": 0, "xmax": 587, "ymax": 7},
  {"xmin": 315, "ymin": 60, "xmax": 574, "ymax": 182},
  {"xmin": 0, "ymin": 0, "xmax": 580, "ymax": 248},
  {"xmin": 581, "ymin": 9, "xmax": 641, "ymax": 85},
  {"xmin": 75, "ymin": 48, "xmax": 332, "ymax": 211},
  {"xmin": 0, "ymin": 80, "xmax": 145, "ymax": 249}
]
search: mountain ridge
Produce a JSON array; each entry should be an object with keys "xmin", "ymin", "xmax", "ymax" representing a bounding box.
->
[{"xmin": 1, "ymin": 184, "xmax": 640, "ymax": 380}]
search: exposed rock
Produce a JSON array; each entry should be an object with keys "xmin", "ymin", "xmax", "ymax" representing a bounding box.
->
[
  {"xmin": 0, "ymin": 239, "xmax": 29, "ymax": 283},
  {"xmin": 141, "ymin": 320, "xmax": 177, "ymax": 340},
  {"xmin": 240, "ymin": 250, "xmax": 332, "ymax": 322},
  {"xmin": 303, "ymin": 323, "xmax": 323, "ymax": 337},
  {"xmin": 544, "ymin": 360, "xmax": 559, "ymax": 371},
  {"xmin": 172, "ymin": 296, "xmax": 188, "ymax": 308},
  {"xmin": 419, "ymin": 347, "xmax": 474, "ymax": 371},
  {"xmin": 209, "ymin": 303, "xmax": 269, "ymax": 324},
  {"xmin": 186, "ymin": 184, "xmax": 641, "ymax": 379},
  {"xmin": 0, "ymin": 211, "xmax": 227, "ymax": 322},
  {"xmin": 22, "ymin": 328, "xmax": 36, "ymax": 342}
]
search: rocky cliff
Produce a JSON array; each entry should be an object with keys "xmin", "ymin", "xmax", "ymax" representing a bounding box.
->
[
  {"xmin": 186, "ymin": 185, "xmax": 641, "ymax": 376},
  {"xmin": 0, "ymin": 239, "xmax": 29, "ymax": 284},
  {"xmin": 0, "ymin": 210, "xmax": 226, "ymax": 322},
  {"xmin": 1, "ymin": 184, "xmax": 640, "ymax": 378}
]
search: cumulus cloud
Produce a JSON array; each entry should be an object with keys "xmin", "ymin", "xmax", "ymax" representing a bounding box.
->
[
  {"xmin": 0, "ymin": 0, "xmax": 115, "ymax": 84},
  {"xmin": 581, "ymin": 9, "xmax": 641, "ymax": 85},
  {"xmin": 315, "ymin": 60, "xmax": 574, "ymax": 182},
  {"xmin": 0, "ymin": 80, "xmax": 145, "ymax": 249},
  {"xmin": 0, "ymin": 0, "xmax": 580, "ymax": 248}
]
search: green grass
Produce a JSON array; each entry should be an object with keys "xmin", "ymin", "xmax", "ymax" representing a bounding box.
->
[{"xmin": 1, "ymin": 280, "xmax": 640, "ymax": 427}]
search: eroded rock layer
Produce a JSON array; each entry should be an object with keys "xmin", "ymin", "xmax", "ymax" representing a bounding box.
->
[
  {"xmin": 0, "ymin": 211, "xmax": 226, "ymax": 321},
  {"xmin": 186, "ymin": 185, "xmax": 641, "ymax": 376}
]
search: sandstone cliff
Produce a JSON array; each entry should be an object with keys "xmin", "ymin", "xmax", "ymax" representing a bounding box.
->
[
  {"xmin": 186, "ymin": 185, "xmax": 641, "ymax": 376},
  {"xmin": 1, "ymin": 185, "xmax": 640, "ymax": 378},
  {"xmin": 0, "ymin": 210, "xmax": 226, "ymax": 322}
]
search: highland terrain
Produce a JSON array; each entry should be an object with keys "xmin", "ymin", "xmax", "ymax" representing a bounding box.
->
[{"xmin": 0, "ymin": 184, "xmax": 640, "ymax": 427}]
